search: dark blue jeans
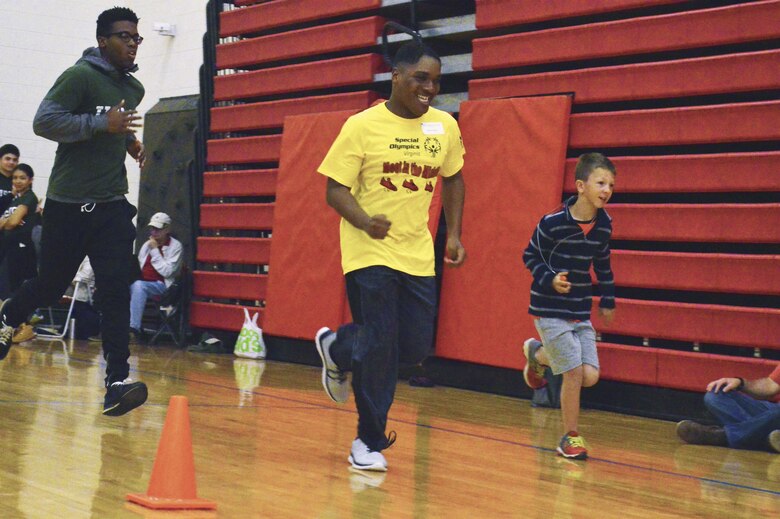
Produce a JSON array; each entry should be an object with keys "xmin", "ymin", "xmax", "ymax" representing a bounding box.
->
[
  {"xmin": 704, "ymin": 390, "xmax": 780, "ymax": 451},
  {"xmin": 329, "ymin": 266, "xmax": 436, "ymax": 452}
]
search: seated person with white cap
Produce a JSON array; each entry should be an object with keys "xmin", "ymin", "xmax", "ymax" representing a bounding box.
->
[{"xmin": 129, "ymin": 212, "xmax": 182, "ymax": 341}]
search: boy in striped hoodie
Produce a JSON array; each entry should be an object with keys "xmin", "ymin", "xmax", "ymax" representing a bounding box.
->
[{"xmin": 522, "ymin": 152, "xmax": 617, "ymax": 460}]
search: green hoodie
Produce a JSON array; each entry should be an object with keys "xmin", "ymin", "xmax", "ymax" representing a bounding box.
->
[{"xmin": 33, "ymin": 47, "xmax": 144, "ymax": 202}]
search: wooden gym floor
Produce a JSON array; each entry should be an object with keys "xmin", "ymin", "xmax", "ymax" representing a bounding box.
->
[{"xmin": 0, "ymin": 339, "xmax": 777, "ymax": 518}]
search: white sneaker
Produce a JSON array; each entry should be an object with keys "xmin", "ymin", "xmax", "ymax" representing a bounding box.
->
[
  {"xmin": 348, "ymin": 438, "xmax": 388, "ymax": 472},
  {"xmin": 315, "ymin": 327, "xmax": 348, "ymax": 403}
]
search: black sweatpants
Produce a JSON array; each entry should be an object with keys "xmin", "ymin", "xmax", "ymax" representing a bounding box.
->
[{"xmin": 3, "ymin": 198, "xmax": 137, "ymax": 386}]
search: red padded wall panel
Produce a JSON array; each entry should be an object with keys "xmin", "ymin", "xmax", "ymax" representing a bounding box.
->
[
  {"xmin": 200, "ymin": 204, "xmax": 275, "ymax": 230},
  {"xmin": 563, "ymin": 153, "xmax": 780, "ymax": 194},
  {"xmin": 473, "ymin": 1, "xmax": 780, "ymax": 69},
  {"xmin": 207, "ymin": 136, "xmax": 282, "ymax": 165},
  {"xmin": 609, "ymin": 203, "xmax": 780, "ymax": 243},
  {"xmin": 612, "ymin": 251, "xmax": 780, "ymax": 296},
  {"xmin": 211, "ymin": 91, "xmax": 378, "ymax": 133},
  {"xmin": 217, "ymin": 17, "xmax": 385, "ymax": 69},
  {"xmin": 196, "ymin": 237, "xmax": 271, "ymax": 265},
  {"xmin": 190, "ymin": 301, "xmax": 262, "ymax": 331},
  {"xmin": 569, "ymin": 101, "xmax": 780, "ymax": 148},
  {"xmin": 262, "ymin": 110, "xmax": 359, "ymax": 339},
  {"xmin": 220, "ymin": 0, "xmax": 381, "ymax": 37},
  {"xmin": 436, "ymin": 95, "xmax": 572, "ymax": 369},
  {"xmin": 470, "ymin": 50, "xmax": 780, "ymax": 105},
  {"xmin": 214, "ymin": 54, "xmax": 384, "ymax": 101},
  {"xmin": 192, "ymin": 272, "xmax": 268, "ymax": 301},
  {"xmin": 475, "ymin": 0, "xmax": 684, "ymax": 29},
  {"xmin": 203, "ymin": 169, "xmax": 278, "ymax": 198},
  {"xmin": 598, "ymin": 298, "xmax": 780, "ymax": 350}
]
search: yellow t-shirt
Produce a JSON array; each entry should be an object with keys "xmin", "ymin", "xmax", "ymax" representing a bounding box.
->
[{"xmin": 318, "ymin": 102, "xmax": 465, "ymax": 276}]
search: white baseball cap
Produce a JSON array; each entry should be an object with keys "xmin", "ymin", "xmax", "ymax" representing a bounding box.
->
[{"xmin": 148, "ymin": 212, "xmax": 171, "ymax": 229}]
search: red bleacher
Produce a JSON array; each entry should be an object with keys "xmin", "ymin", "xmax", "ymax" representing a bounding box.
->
[
  {"xmin": 563, "ymin": 153, "xmax": 780, "ymax": 193},
  {"xmin": 216, "ymin": 17, "xmax": 385, "ymax": 69},
  {"xmin": 195, "ymin": 0, "xmax": 780, "ymax": 393},
  {"xmin": 473, "ymin": 1, "xmax": 780, "ymax": 69},
  {"xmin": 206, "ymin": 135, "xmax": 282, "ymax": 165},
  {"xmin": 210, "ymin": 91, "xmax": 378, "ymax": 133},
  {"xmin": 611, "ymin": 251, "xmax": 780, "ymax": 296},
  {"xmin": 220, "ymin": 0, "xmax": 381, "ymax": 37},
  {"xmin": 609, "ymin": 204, "xmax": 780, "ymax": 243},
  {"xmin": 202, "ymin": 169, "xmax": 278, "ymax": 197},
  {"xmin": 597, "ymin": 297, "xmax": 780, "ymax": 351},
  {"xmin": 474, "ymin": 0, "xmax": 686, "ymax": 29},
  {"xmin": 193, "ymin": 271, "xmax": 267, "ymax": 301},
  {"xmin": 191, "ymin": 301, "xmax": 260, "ymax": 331},
  {"xmin": 197, "ymin": 237, "xmax": 271, "ymax": 265},
  {"xmin": 194, "ymin": 1, "xmax": 383, "ymax": 332},
  {"xmin": 471, "ymin": 50, "xmax": 780, "ymax": 105},
  {"xmin": 569, "ymin": 101, "xmax": 780, "ymax": 148},
  {"xmin": 200, "ymin": 204, "xmax": 275, "ymax": 231},
  {"xmin": 214, "ymin": 54, "xmax": 384, "ymax": 101}
]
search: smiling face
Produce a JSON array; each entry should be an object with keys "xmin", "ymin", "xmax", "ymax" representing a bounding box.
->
[
  {"xmin": 97, "ymin": 20, "xmax": 140, "ymax": 70},
  {"xmin": 387, "ymin": 55, "xmax": 441, "ymax": 119},
  {"xmin": 576, "ymin": 167, "xmax": 615, "ymax": 211},
  {"xmin": 12, "ymin": 169, "xmax": 32, "ymax": 195}
]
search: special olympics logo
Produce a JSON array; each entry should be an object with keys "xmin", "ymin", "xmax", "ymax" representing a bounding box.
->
[{"xmin": 424, "ymin": 137, "xmax": 441, "ymax": 158}]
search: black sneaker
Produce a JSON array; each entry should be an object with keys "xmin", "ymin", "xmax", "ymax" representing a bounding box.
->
[
  {"xmin": 102, "ymin": 378, "xmax": 148, "ymax": 416},
  {"xmin": 0, "ymin": 320, "xmax": 14, "ymax": 360}
]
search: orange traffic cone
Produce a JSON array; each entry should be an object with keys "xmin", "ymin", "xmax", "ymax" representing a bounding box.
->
[{"xmin": 127, "ymin": 395, "xmax": 217, "ymax": 510}]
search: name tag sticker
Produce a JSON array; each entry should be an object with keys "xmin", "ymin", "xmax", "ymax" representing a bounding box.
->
[{"xmin": 421, "ymin": 122, "xmax": 444, "ymax": 135}]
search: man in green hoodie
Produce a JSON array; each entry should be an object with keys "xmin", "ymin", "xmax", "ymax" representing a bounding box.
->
[{"xmin": 0, "ymin": 7, "xmax": 148, "ymax": 416}]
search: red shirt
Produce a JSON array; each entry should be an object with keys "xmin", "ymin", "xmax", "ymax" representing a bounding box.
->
[
  {"xmin": 141, "ymin": 237, "xmax": 170, "ymax": 282},
  {"xmin": 769, "ymin": 365, "xmax": 780, "ymax": 385}
]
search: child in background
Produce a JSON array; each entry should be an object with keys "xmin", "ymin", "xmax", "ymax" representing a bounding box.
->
[{"xmin": 522, "ymin": 152, "xmax": 617, "ymax": 460}]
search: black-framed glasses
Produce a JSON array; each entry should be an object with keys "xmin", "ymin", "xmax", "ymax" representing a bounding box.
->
[{"xmin": 106, "ymin": 31, "xmax": 143, "ymax": 45}]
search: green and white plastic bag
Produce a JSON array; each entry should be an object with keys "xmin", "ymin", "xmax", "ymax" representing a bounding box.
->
[{"xmin": 233, "ymin": 308, "xmax": 266, "ymax": 359}]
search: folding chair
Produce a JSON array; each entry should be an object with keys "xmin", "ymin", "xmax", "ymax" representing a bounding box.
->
[
  {"xmin": 147, "ymin": 267, "xmax": 189, "ymax": 347},
  {"xmin": 37, "ymin": 280, "xmax": 89, "ymax": 339}
]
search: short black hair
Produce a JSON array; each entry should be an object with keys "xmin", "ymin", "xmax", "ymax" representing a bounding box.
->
[
  {"xmin": 574, "ymin": 152, "xmax": 616, "ymax": 182},
  {"xmin": 96, "ymin": 7, "xmax": 140, "ymax": 38},
  {"xmin": 0, "ymin": 144, "xmax": 20, "ymax": 158},
  {"xmin": 15, "ymin": 163, "xmax": 34, "ymax": 178},
  {"xmin": 393, "ymin": 41, "xmax": 441, "ymax": 69}
]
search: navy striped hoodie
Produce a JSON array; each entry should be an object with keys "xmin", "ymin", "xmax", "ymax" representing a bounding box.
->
[{"xmin": 523, "ymin": 196, "xmax": 615, "ymax": 320}]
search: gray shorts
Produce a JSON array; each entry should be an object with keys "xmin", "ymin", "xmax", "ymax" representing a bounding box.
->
[{"xmin": 534, "ymin": 317, "xmax": 599, "ymax": 375}]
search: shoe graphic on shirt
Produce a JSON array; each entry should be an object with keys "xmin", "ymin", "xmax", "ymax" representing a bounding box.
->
[
  {"xmin": 424, "ymin": 181, "xmax": 434, "ymax": 192},
  {"xmin": 380, "ymin": 177, "xmax": 397, "ymax": 191},
  {"xmin": 402, "ymin": 179, "xmax": 418, "ymax": 191}
]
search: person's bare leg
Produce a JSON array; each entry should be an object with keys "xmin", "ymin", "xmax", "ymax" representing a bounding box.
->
[
  {"xmin": 535, "ymin": 346, "xmax": 550, "ymax": 367},
  {"xmin": 561, "ymin": 365, "xmax": 583, "ymax": 433},
  {"xmin": 582, "ymin": 364, "xmax": 599, "ymax": 388}
]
